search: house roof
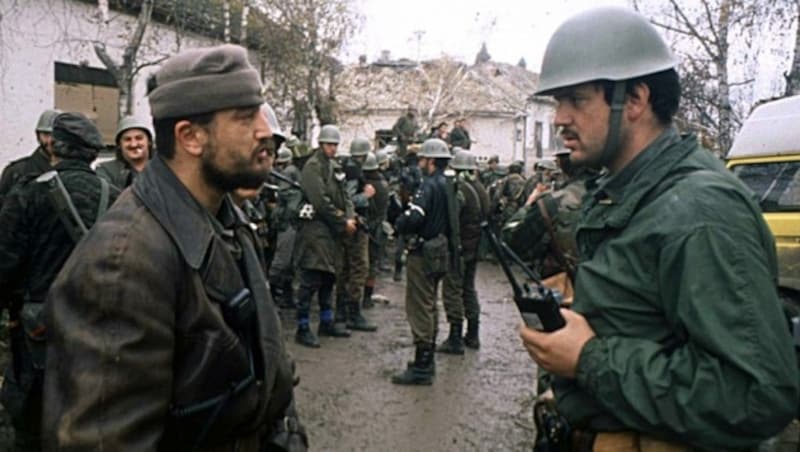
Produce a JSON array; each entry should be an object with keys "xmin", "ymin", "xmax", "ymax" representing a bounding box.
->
[{"xmin": 336, "ymin": 57, "xmax": 546, "ymax": 119}]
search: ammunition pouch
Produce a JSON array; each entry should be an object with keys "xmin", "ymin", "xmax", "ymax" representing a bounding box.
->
[{"xmin": 421, "ymin": 234, "xmax": 450, "ymax": 278}]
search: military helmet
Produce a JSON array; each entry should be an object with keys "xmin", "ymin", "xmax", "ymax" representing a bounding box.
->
[
  {"xmin": 35, "ymin": 109, "xmax": 62, "ymax": 133},
  {"xmin": 418, "ymin": 138, "xmax": 452, "ymax": 159},
  {"xmin": 349, "ymin": 137, "xmax": 372, "ymax": 156},
  {"xmin": 535, "ymin": 7, "xmax": 677, "ymax": 96},
  {"xmin": 276, "ymin": 146, "xmax": 292, "ymax": 164},
  {"xmin": 261, "ymin": 103, "xmax": 286, "ymax": 148},
  {"xmin": 450, "ymin": 149, "xmax": 478, "ymax": 171},
  {"xmin": 286, "ymin": 134, "xmax": 301, "ymax": 148},
  {"xmin": 362, "ymin": 152, "xmax": 379, "ymax": 171},
  {"xmin": 509, "ymin": 160, "xmax": 524, "ymax": 173},
  {"xmin": 336, "ymin": 145, "xmax": 351, "ymax": 158},
  {"xmin": 318, "ymin": 124, "xmax": 341, "ymax": 144},
  {"xmin": 375, "ymin": 149, "xmax": 390, "ymax": 167},
  {"xmin": 115, "ymin": 115, "xmax": 153, "ymax": 145},
  {"xmin": 535, "ymin": 159, "xmax": 557, "ymax": 171}
]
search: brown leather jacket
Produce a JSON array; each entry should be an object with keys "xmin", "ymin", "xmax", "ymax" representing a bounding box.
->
[{"xmin": 43, "ymin": 156, "xmax": 299, "ymax": 451}]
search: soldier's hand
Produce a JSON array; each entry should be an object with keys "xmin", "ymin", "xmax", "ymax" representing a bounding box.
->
[
  {"xmin": 524, "ymin": 184, "xmax": 549, "ymax": 207},
  {"xmin": 345, "ymin": 218, "xmax": 358, "ymax": 235},
  {"xmin": 519, "ymin": 309, "xmax": 595, "ymax": 379},
  {"xmin": 363, "ymin": 184, "xmax": 376, "ymax": 199}
]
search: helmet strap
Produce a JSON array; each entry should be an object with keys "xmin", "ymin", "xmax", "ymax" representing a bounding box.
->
[{"xmin": 601, "ymin": 81, "xmax": 627, "ymax": 169}]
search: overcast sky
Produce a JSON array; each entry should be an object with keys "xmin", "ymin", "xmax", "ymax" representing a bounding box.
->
[{"xmin": 346, "ymin": 0, "xmax": 629, "ymax": 70}]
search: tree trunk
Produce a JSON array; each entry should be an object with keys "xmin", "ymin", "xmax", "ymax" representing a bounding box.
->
[
  {"xmin": 785, "ymin": 0, "xmax": 800, "ymax": 96},
  {"xmin": 223, "ymin": 0, "xmax": 231, "ymax": 43},
  {"xmin": 716, "ymin": 0, "xmax": 733, "ymax": 155},
  {"xmin": 241, "ymin": 2, "xmax": 250, "ymax": 43}
]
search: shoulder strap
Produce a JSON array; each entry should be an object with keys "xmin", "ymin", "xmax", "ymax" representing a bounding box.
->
[
  {"xmin": 96, "ymin": 177, "xmax": 110, "ymax": 219},
  {"xmin": 37, "ymin": 171, "xmax": 88, "ymax": 243}
]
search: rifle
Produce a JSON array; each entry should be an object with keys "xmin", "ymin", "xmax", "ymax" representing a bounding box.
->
[
  {"xmin": 481, "ymin": 221, "xmax": 565, "ymax": 332},
  {"xmin": 269, "ymin": 170, "xmax": 302, "ymax": 190},
  {"xmin": 444, "ymin": 169, "xmax": 462, "ymax": 275}
]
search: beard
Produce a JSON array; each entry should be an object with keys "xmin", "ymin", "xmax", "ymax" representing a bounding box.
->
[{"xmin": 201, "ymin": 147, "xmax": 269, "ymax": 191}]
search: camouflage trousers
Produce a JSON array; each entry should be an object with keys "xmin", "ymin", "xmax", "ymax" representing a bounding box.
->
[
  {"xmin": 441, "ymin": 257, "xmax": 480, "ymax": 324},
  {"xmin": 336, "ymin": 230, "xmax": 369, "ymax": 309},
  {"xmin": 405, "ymin": 253, "xmax": 442, "ymax": 345}
]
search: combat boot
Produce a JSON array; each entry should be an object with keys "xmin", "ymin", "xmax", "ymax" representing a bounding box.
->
[
  {"xmin": 436, "ymin": 322, "xmax": 465, "ymax": 355},
  {"xmin": 347, "ymin": 301, "xmax": 377, "ymax": 332},
  {"xmin": 295, "ymin": 325, "xmax": 320, "ymax": 348},
  {"xmin": 464, "ymin": 319, "xmax": 480, "ymax": 349},
  {"xmin": 392, "ymin": 344, "xmax": 434, "ymax": 385},
  {"xmin": 318, "ymin": 320, "xmax": 351, "ymax": 338},
  {"xmin": 362, "ymin": 286, "xmax": 375, "ymax": 309}
]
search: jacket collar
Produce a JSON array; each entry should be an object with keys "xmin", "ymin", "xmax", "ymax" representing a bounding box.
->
[
  {"xmin": 133, "ymin": 156, "xmax": 237, "ymax": 270},
  {"xmin": 583, "ymin": 128, "xmax": 698, "ymax": 229}
]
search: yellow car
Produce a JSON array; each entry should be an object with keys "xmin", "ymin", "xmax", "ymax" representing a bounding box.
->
[{"xmin": 727, "ymin": 95, "xmax": 800, "ymax": 306}]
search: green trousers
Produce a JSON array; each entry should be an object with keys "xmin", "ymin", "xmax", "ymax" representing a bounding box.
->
[
  {"xmin": 405, "ymin": 253, "xmax": 442, "ymax": 345},
  {"xmin": 441, "ymin": 257, "xmax": 480, "ymax": 324}
]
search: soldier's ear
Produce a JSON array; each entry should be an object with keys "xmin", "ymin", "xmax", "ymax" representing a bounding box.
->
[{"xmin": 174, "ymin": 120, "xmax": 207, "ymax": 158}]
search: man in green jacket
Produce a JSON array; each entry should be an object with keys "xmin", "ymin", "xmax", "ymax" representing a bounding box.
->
[
  {"xmin": 521, "ymin": 7, "xmax": 799, "ymax": 450},
  {"xmin": 96, "ymin": 115, "xmax": 153, "ymax": 190},
  {"xmin": 0, "ymin": 109, "xmax": 59, "ymax": 208},
  {"xmin": 294, "ymin": 125, "xmax": 357, "ymax": 347}
]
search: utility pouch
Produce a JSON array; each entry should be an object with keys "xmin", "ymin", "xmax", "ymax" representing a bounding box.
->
[
  {"xmin": 422, "ymin": 234, "xmax": 450, "ymax": 278},
  {"xmin": 220, "ymin": 288, "xmax": 255, "ymax": 335},
  {"xmin": 20, "ymin": 302, "xmax": 47, "ymax": 370},
  {"xmin": 533, "ymin": 399, "xmax": 573, "ymax": 452}
]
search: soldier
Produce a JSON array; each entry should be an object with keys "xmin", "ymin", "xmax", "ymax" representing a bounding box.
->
[
  {"xmin": 392, "ymin": 145, "xmax": 423, "ymax": 281},
  {"xmin": 520, "ymin": 8, "xmax": 797, "ymax": 449},
  {"xmin": 391, "ymin": 138, "xmax": 454, "ymax": 386},
  {"xmin": 489, "ymin": 160, "xmax": 526, "ymax": 230},
  {"xmin": 0, "ymin": 112, "xmax": 117, "ymax": 452},
  {"xmin": 448, "ymin": 117, "xmax": 472, "ymax": 150},
  {"xmin": 294, "ymin": 124, "xmax": 356, "ymax": 347},
  {"xmin": 43, "ymin": 45, "xmax": 306, "ymax": 450},
  {"xmin": 361, "ymin": 151, "xmax": 390, "ymax": 309},
  {"xmin": 0, "ymin": 109, "xmax": 59, "ymax": 207},
  {"xmin": 392, "ymin": 106, "xmax": 419, "ymax": 156},
  {"xmin": 268, "ymin": 146, "xmax": 303, "ymax": 309},
  {"xmin": 334, "ymin": 137, "xmax": 378, "ymax": 331},
  {"xmin": 438, "ymin": 150, "xmax": 490, "ymax": 354},
  {"xmin": 479, "ymin": 155, "xmax": 503, "ymax": 188},
  {"xmin": 96, "ymin": 115, "xmax": 153, "ymax": 190}
]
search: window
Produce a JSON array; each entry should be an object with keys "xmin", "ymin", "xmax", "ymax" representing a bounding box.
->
[{"xmin": 730, "ymin": 161, "xmax": 800, "ymax": 212}]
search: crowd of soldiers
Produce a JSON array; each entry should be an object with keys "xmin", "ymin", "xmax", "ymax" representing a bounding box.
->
[{"xmin": 1, "ymin": 5, "xmax": 799, "ymax": 451}]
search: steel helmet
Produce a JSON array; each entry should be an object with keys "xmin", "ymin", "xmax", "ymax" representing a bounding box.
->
[
  {"xmin": 535, "ymin": 7, "xmax": 677, "ymax": 96},
  {"xmin": 349, "ymin": 136, "xmax": 372, "ymax": 156},
  {"xmin": 336, "ymin": 145, "xmax": 351, "ymax": 158},
  {"xmin": 509, "ymin": 161, "xmax": 524, "ymax": 174},
  {"xmin": 535, "ymin": 159, "xmax": 557, "ymax": 171},
  {"xmin": 450, "ymin": 149, "xmax": 478, "ymax": 171},
  {"xmin": 362, "ymin": 152, "xmax": 379, "ymax": 171},
  {"xmin": 418, "ymin": 138, "xmax": 452, "ymax": 159},
  {"xmin": 35, "ymin": 109, "xmax": 62, "ymax": 133},
  {"xmin": 261, "ymin": 103, "xmax": 286, "ymax": 147},
  {"xmin": 115, "ymin": 115, "xmax": 153, "ymax": 145},
  {"xmin": 318, "ymin": 124, "xmax": 341, "ymax": 144},
  {"xmin": 375, "ymin": 149, "xmax": 390, "ymax": 167},
  {"xmin": 276, "ymin": 146, "xmax": 292, "ymax": 164}
]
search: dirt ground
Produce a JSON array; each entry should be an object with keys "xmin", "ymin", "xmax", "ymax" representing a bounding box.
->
[
  {"xmin": 284, "ymin": 261, "xmax": 538, "ymax": 451},
  {"xmin": 0, "ymin": 261, "xmax": 538, "ymax": 451}
]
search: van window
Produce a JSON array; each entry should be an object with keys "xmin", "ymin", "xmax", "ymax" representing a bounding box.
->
[{"xmin": 731, "ymin": 161, "xmax": 800, "ymax": 212}]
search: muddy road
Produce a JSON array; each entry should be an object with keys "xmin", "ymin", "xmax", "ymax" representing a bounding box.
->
[
  {"xmin": 283, "ymin": 262, "xmax": 539, "ymax": 451},
  {"xmin": 0, "ymin": 262, "xmax": 538, "ymax": 451}
]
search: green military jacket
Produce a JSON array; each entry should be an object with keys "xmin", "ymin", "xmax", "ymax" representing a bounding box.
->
[
  {"xmin": 553, "ymin": 128, "xmax": 799, "ymax": 449},
  {"xmin": 96, "ymin": 157, "xmax": 135, "ymax": 190},
  {"xmin": 295, "ymin": 149, "xmax": 354, "ymax": 274},
  {"xmin": 0, "ymin": 147, "xmax": 51, "ymax": 208}
]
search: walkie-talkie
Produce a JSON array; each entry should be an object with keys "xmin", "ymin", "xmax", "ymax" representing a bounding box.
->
[{"xmin": 481, "ymin": 222, "xmax": 565, "ymax": 332}]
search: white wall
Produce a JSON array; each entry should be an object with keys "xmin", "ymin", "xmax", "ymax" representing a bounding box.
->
[
  {"xmin": 338, "ymin": 111, "xmax": 548, "ymax": 165},
  {"xmin": 0, "ymin": 0, "xmax": 233, "ymax": 169}
]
